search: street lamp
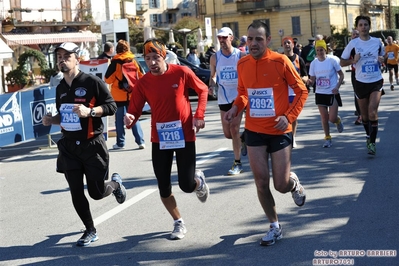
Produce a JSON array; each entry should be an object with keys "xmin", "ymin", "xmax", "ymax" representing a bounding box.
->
[{"xmin": 178, "ymin": 28, "xmax": 192, "ymax": 57}]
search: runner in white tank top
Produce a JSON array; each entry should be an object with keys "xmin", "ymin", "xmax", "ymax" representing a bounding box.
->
[
  {"xmin": 209, "ymin": 27, "xmax": 247, "ymax": 175},
  {"xmin": 215, "ymin": 48, "xmax": 242, "ymax": 104}
]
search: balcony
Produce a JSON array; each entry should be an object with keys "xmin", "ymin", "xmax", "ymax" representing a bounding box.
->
[{"xmin": 236, "ymin": 0, "xmax": 280, "ymax": 14}]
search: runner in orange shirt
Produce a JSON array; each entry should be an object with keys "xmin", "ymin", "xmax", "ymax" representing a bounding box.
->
[
  {"xmin": 384, "ymin": 36, "xmax": 399, "ymax": 91},
  {"xmin": 224, "ymin": 21, "xmax": 308, "ymax": 246}
]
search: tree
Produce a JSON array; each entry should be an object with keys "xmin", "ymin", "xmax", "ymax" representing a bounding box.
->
[{"xmin": 173, "ymin": 17, "xmax": 203, "ymax": 48}]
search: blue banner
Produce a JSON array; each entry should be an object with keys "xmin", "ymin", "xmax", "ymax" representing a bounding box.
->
[{"xmin": 0, "ymin": 86, "xmax": 59, "ymax": 147}]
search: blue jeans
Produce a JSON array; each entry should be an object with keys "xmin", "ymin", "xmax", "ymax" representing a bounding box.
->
[{"xmin": 115, "ymin": 105, "xmax": 145, "ymax": 147}]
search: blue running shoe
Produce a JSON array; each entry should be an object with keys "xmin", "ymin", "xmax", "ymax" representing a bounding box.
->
[
  {"xmin": 112, "ymin": 173, "xmax": 126, "ymax": 204},
  {"xmin": 228, "ymin": 162, "xmax": 243, "ymax": 175},
  {"xmin": 77, "ymin": 228, "xmax": 98, "ymax": 246}
]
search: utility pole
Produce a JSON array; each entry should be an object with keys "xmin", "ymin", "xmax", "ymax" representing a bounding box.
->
[{"xmin": 309, "ymin": 0, "xmax": 313, "ymax": 37}]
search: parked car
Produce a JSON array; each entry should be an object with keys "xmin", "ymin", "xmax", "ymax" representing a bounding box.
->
[{"xmin": 135, "ymin": 54, "xmax": 216, "ymax": 100}]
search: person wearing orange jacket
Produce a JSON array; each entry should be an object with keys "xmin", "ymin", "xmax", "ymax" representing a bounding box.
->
[
  {"xmin": 105, "ymin": 40, "xmax": 145, "ymax": 150},
  {"xmin": 224, "ymin": 21, "xmax": 308, "ymax": 246}
]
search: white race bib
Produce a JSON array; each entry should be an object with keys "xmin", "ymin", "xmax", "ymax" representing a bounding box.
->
[
  {"xmin": 156, "ymin": 120, "xmax": 185, "ymax": 150},
  {"xmin": 248, "ymin": 88, "xmax": 276, "ymax": 117},
  {"xmin": 59, "ymin": 103, "xmax": 82, "ymax": 131}
]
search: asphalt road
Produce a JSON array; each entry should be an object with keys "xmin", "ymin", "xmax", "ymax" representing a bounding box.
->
[{"xmin": 0, "ymin": 70, "xmax": 398, "ymax": 266}]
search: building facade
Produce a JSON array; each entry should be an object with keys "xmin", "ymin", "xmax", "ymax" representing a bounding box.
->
[{"xmin": 199, "ymin": 0, "xmax": 399, "ymax": 51}]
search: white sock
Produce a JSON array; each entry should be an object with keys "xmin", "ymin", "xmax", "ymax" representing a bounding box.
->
[
  {"xmin": 270, "ymin": 222, "xmax": 279, "ymax": 229},
  {"xmin": 174, "ymin": 218, "xmax": 184, "ymax": 224}
]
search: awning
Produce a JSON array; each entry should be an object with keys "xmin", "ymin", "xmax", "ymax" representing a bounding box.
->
[
  {"xmin": 1, "ymin": 31, "xmax": 98, "ymax": 46},
  {"xmin": 0, "ymin": 38, "xmax": 13, "ymax": 59}
]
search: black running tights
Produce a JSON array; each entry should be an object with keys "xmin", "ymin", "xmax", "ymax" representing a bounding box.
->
[{"xmin": 64, "ymin": 169, "xmax": 117, "ymax": 230}]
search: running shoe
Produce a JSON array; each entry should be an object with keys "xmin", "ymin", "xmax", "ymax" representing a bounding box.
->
[
  {"xmin": 391, "ymin": 85, "xmax": 395, "ymax": 91},
  {"xmin": 76, "ymin": 228, "xmax": 98, "ymax": 246},
  {"xmin": 367, "ymin": 142, "xmax": 376, "ymax": 155},
  {"xmin": 195, "ymin": 170, "xmax": 209, "ymax": 203},
  {"xmin": 290, "ymin": 172, "xmax": 306, "ymax": 207},
  {"xmin": 112, "ymin": 173, "xmax": 127, "ymax": 204},
  {"xmin": 323, "ymin": 139, "xmax": 332, "ymax": 148},
  {"xmin": 228, "ymin": 162, "xmax": 243, "ymax": 175},
  {"xmin": 335, "ymin": 116, "xmax": 344, "ymax": 133},
  {"xmin": 260, "ymin": 225, "xmax": 283, "ymax": 246},
  {"xmin": 170, "ymin": 220, "xmax": 187, "ymax": 240}
]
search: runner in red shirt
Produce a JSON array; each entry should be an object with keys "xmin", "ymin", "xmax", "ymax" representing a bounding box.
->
[{"xmin": 124, "ymin": 38, "xmax": 209, "ymax": 240}]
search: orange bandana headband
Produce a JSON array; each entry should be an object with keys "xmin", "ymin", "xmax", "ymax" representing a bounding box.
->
[{"xmin": 143, "ymin": 39, "xmax": 166, "ymax": 58}]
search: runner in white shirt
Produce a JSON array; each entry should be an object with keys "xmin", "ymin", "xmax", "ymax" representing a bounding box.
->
[
  {"xmin": 340, "ymin": 15, "xmax": 385, "ymax": 156},
  {"xmin": 307, "ymin": 39, "xmax": 344, "ymax": 148},
  {"xmin": 209, "ymin": 27, "xmax": 247, "ymax": 175}
]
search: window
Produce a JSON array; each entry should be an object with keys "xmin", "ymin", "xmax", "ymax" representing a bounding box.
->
[
  {"xmin": 150, "ymin": 14, "xmax": 162, "ymax": 26},
  {"xmin": 224, "ymin": 0, "xmax": 234, "ymax": 3},
  {"xmin": 167, "ymin": 13, "xmax": 177, "ymax": 24},
  {"xmin": 222, "ymin": 22, "xmax": 239, "ymax": 38},
  {"xmin": 181, "ymin": 13, "xmax": 191, "ymax": 17},
  {"xmin": 149, "ymin": 0, "xmax": 159, "ymax": 8},
  {"xmin": 183, "ymin": 0, "xmax": 189, "ymax": 9},
  {"xmin": 253, "ymin": 19, "xmax": 270, "ymax": 33},
  {"xmin": 292, "ymin": 16, "xmax": 301, "ymax": 35}
]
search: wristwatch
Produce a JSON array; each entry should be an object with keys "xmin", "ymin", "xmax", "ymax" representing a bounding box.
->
[{"xmin": 90, "ymin": 108, "xmax": 96, "ymax": 117}]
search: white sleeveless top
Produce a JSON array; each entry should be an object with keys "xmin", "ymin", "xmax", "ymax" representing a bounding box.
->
[{"xmin": 216, "ymin": 48, "xmax": 241, "ymax": 104}]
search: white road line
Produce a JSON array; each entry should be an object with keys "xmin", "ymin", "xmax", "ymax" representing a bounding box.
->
[
  {"xmin": 94, "ymin": 189, "xmax": 157, "ymax": 226},
  {"xmin": 196, "ymin": 147, "xmax": 228, "ymax": 165},
  {"xmin": 94, "ymin": 147, "xmax": 228, "ymax": 226}
]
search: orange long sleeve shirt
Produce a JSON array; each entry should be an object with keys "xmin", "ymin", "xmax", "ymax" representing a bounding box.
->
[{"xmin": 234, "ymin": 49, "xmax": 308, "ymax": 135}]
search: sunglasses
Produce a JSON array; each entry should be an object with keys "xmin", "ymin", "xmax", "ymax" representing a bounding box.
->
[{"xmin": 217, "ymin": 36, "xmax": 229, "ymax": 40}]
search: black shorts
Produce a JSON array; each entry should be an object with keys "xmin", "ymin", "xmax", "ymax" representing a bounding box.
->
[
  {"xmin": 387, "ymin": 63, "xmax": 398, "ymax": 72},
  {"xmin": 56, "ymin": 134, "xmax": 109, "ymax": 181},
  {"xmin": 354, "ymin": 79, "xmax": 384, "ymax": 99},
  {"xmin": 219, "ymin": 102, "xmax": 234, "ymax": 112},
  {"xmin": 315, "ymin": 93, "xmax": 342, "ymax": 107},
  {"xmin": 245, "ymin": 129, "xmax": 292, "ymax": 153}
]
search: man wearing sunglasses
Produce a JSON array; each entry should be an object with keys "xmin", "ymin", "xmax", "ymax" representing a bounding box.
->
[{"xmin": 209, "ymin": 27, "xmax": 247, "ymax": 175}]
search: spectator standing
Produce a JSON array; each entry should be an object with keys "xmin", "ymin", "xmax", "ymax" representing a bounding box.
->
[
  {"xmin": 105, "ymin": 40, "xmax": 146, "ymax": 150},
  {"xmin": 97, "ymin": 42, "xmax": 114, "ymax": 60},
  {"xmin": 49, "ymin": 64, "xmax": 63, "ymax": 87},
  {"xmin": 186, "ymin": 46, "xmax": 200, "ymax": 66}
]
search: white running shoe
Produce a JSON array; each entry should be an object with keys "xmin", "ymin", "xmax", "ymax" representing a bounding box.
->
[
  {"xmin": 195, "ymin": 170, "xmax": 209, "ymax": 203},
  {"xmin": 170, "ymin": 221, "xmax": 187, "ymax": 240},
  {"xmin": 260, "ymin": 225, "xmax": 283, "ymax": 246}
]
